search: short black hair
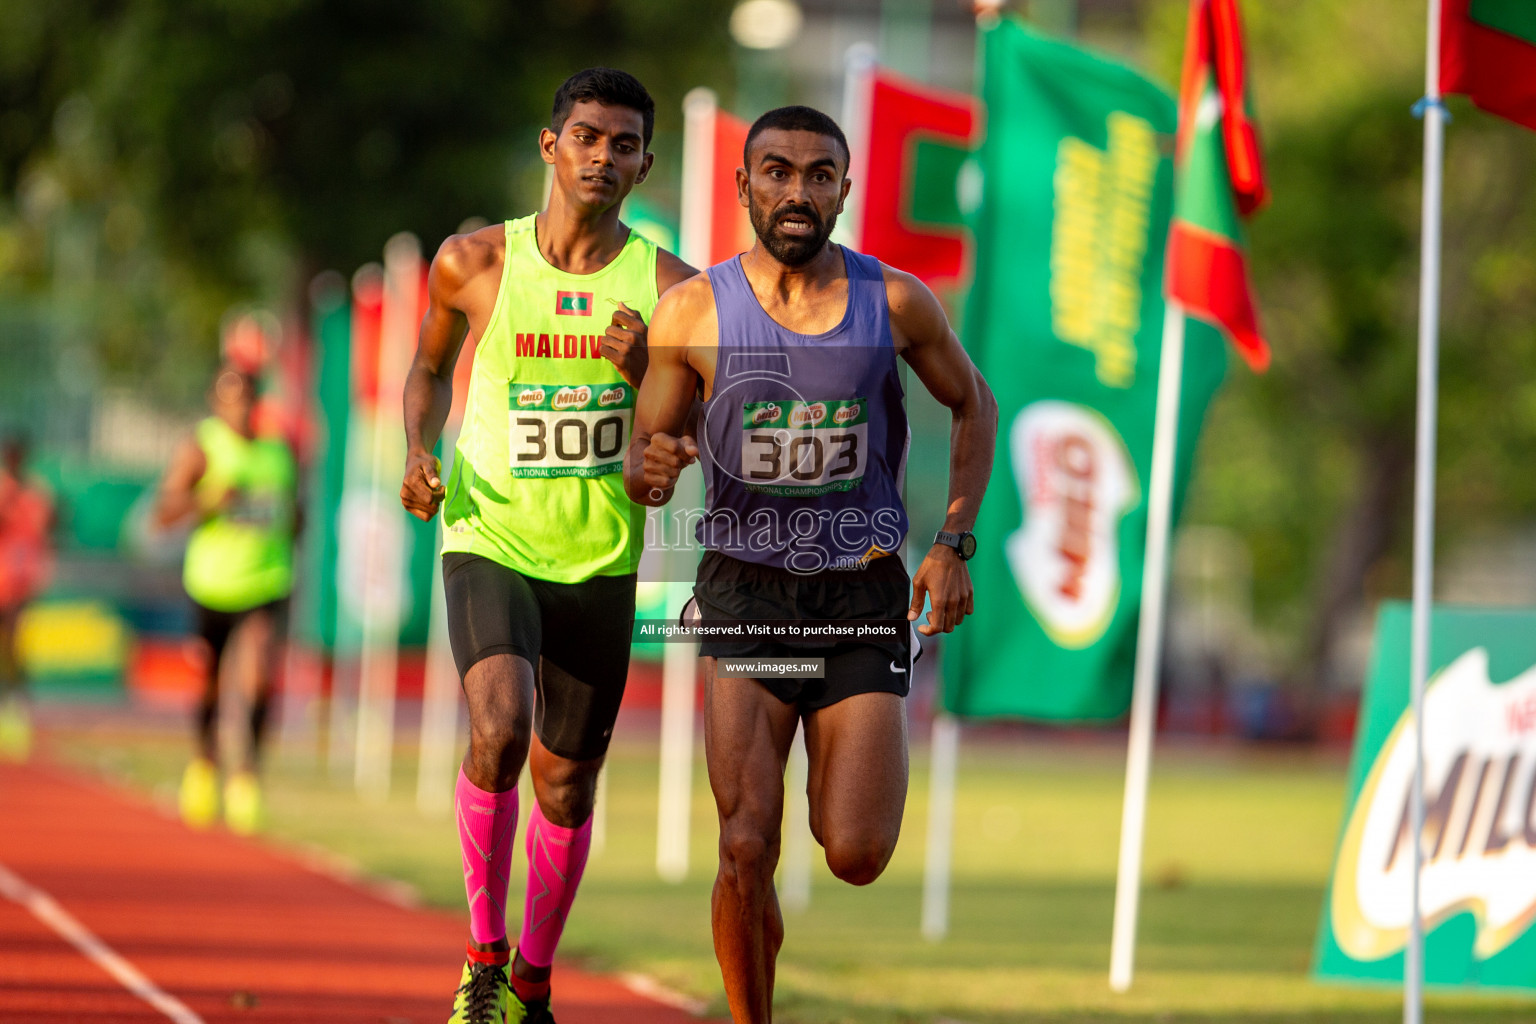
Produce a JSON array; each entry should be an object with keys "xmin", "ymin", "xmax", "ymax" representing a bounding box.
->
[
  {"xmin": 744, "ymin": 105, "xmax": 850, "ymax": 171},
  {"xmin": 550, "ymin": 67, "xmax": 656, "ymax": 149}
]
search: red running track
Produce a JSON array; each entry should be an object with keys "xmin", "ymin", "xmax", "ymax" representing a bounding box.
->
[{"xmin": 0, "ymin": 760, "xmax": 714, "ymax": 1024}]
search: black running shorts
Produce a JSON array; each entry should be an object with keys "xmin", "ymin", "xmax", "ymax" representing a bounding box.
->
[
  {"xmin": 191, "ymin": 597, "xmax": 289, "ymax": 663},
  {"xmin": 692, "ymin": 549, "xmax": 914, "ymax": 710},
  {"xmin": 442, "ymin": 552, "xmax": 636, "ymax": 761}
]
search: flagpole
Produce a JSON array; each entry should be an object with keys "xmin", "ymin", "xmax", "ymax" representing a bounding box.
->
[
  {"xmin": 654, "ymin": 90, "xmax": 715, "ymax": 883},
  {"xmin": 1406, "ymin": 2, "xmax": 1445, "ymax": 1021},
  {"xmin": 917, "ymin": 2, "xmax": 996, "ymax": 944},
  {"xmin": 1108, "ymin": 300, "xmax": 1186, "ymax": 992},
  {"xmin": 921, "ymin": 711, "xmax": 960, "ymax": 940},
  {"xmin": 355, "ymin": 233, "xmax": 419, "ymax": 803},
  {"xmin": 837, "ymin": 41, "xmax": 877, "ymax": 250},
  {"xmin": 415, "ymin": 423, "xmax": 461, "ymax": 816}
]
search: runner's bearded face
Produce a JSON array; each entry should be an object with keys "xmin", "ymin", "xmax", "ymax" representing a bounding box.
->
[
  {"xmin": 544, "ymin": 99, "xmax": 652, "ymax": 211},
  {"xmin": 744, "ymin": 129, "xmax": 847, "ymax": 266}
]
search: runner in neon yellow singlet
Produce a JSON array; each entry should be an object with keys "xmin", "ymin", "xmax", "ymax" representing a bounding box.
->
[
  {"xmin": 400, "ymin": 69, "xmax": 695, "ymax": 1024},
  {"xmin": 155, "ymin": 366, "xmax": 297, "ymax": 836},
  {"xmin": 439, "ymin": 212, "xmax": 656, "ymax": 583}
]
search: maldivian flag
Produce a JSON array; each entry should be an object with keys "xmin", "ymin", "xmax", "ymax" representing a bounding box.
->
[
  {"xmin": 1167, "ymin": 0, "xmax": 1270, "ymax": 371},
  {"xmin": 679, "ymin": 88, "xmax": 754, "ymax": 267},
  {"xmin": 852, "ymin": 68, "xmax": 981, "ymax": 292},
  {"xmin": 1442, "ymin": 0, "xmax": 1536, "ymax": 129}
]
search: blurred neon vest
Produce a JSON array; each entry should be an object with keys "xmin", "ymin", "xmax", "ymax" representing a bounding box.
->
[{"xmin": 183, "ymin": 416, "xmax": 296, "ymax": 611}]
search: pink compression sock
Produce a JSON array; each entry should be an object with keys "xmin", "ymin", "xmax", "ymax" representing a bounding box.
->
[
  {"xmin": 456, "ymin": 768, "xmax": 519, "ymax": 945},
  {"xmin": 517, "ymin": 801, "xmax": 593, "ymax": 969}
]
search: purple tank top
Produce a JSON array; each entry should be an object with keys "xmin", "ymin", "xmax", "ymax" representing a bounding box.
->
[{"xmin": 696, "ymin": 247, "xmax": 910, "ymax": 573}]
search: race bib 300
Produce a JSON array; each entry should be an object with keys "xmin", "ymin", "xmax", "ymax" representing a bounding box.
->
[{"xmin": 508, "ymin": 382, "xmax": 633, "ymax": 478}]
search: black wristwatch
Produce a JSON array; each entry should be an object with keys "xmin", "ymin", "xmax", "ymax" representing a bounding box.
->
[{"xmin": 934, "ymin": 530, "xmax": 977, "ymax": 561}]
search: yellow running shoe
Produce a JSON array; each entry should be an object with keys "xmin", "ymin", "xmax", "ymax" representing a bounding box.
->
[
  {"xmin": 447, "ymin": 958, "xmax": 512, "ymax": 1024},
  {"xmin": 178, "ymin": 758, "xmax": 220, "ymax": 829},
  {"xmin": 510, "ymin": 989, "xmax": 556, "ymax": 1023},
  {"xmin": 0, "ymin": 700, "xmax": 31, "ymax": 762},
  {"xmin": 223, "ymin": 771, "xmax": 263, "ymax": 835}
]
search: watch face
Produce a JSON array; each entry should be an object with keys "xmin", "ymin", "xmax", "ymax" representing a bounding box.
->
[{"xmin": 959, "ymin": 533, "xmax": 977, "ymax": 560}]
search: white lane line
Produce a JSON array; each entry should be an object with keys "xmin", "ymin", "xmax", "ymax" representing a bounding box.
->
[
  {"xmin": 0, "ymin": 860, "xmax": 205, "ymax": 1024},
  {"xmin": 617, "ymin": 972, "xmax": 709, "ymax": 1015}
]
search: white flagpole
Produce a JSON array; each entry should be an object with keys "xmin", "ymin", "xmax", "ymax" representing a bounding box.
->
[
  {"xmin": 1406, "ymin": 3, "xmax": 1445, "ymax": 1022},
  {"xmin": 415, "ymin": 423, "xmax": 462, "ymax": 816},
  {"xmin": 1109, "ymin": 300, "xmax": 1187, "ymax": 992},
  {"xmin": 779, "ymin": 723, "xmax": 812, "ymax": 912},
  {"xmin": 921, "ymin": 711, "xmax": 960, "ymax": 940},
  {"xmin": 655, "ymin": 578, "xmax": 697, "ymax": 883},
  {"xmin": 355, "ymin": 232, "xmax": 419, "ymax": 803},
  {"xmin": 678, "ymin": 88, "xmax": 717, "ymax": 269},
  {"xmin": 654, "ymin": 91, "xmax": 715, "ymax": 883},
  {"xmin": 836, "ymin": 42, "xmax": 877, "ymax": 250}
]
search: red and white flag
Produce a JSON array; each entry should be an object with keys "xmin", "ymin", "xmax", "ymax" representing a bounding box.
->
[{"xmin": 679, "ymin": 89, "xmax": 754, "ymax": 268}]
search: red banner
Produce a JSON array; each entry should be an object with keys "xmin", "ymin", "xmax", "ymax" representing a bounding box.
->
[{"xmin": 854, "ymin": 69, "xmax": 981, "ymax": 291}]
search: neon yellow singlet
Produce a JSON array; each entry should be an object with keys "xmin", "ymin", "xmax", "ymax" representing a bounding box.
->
[
  {"xmin": 441, "ymin": 215, "xmax": 658, "ymax": 582},
  {"xmin": 183, "ymin": 417, "xmax": 297, "ymax": 611}
]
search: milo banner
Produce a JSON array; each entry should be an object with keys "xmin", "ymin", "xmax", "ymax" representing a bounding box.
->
[
  {"xmin": 1314, "ymin": 602, "xmax": 1536, "ymax": 990},
  {"xmin": 946, "ymin": 20, "xmax": 1226, "ymax": 720}
]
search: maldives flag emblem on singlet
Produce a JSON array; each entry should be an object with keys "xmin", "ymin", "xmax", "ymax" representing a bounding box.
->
[{"xmin": 555, "ymin": 290, "xmax": 593, "ymax": 316}]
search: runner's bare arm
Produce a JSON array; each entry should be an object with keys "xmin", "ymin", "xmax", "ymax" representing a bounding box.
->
[
  {"xmin": 152, "ymin": 436, "xmax": 209, "ymax": 528},
  {"xmin": 624, "ymin": 274, "xmax": 713, "ymax": 506},
  {"xmin": 601, "ymin": 248, "xmax": 699, "ymax": 387},
  {"xmin": 885, "ymin": 266, "xmax": 999, "ymax": 635},
  {"xmin": 401, "ymin": 234, "xmax": 486, "ymax": 522}
]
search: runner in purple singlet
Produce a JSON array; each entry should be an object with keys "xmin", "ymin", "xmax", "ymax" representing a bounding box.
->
[{"xmin": 624, "ymin": 105, "xmax": 998, "ymax": 1024}]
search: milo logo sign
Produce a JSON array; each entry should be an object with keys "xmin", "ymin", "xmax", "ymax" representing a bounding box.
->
[
  {"xmin": 517, "ymin": 387, "xmax": 546, "ymax": 408},
  {"xmin": 1005, "ymin": 401, "xmax": 1138, "ymax": 649},
  {"xmin": 1315, "ymin": 605, "xmax": 1536, "ymax": 990},
  {"xmin": 833, "ymin": 402, "xmax": 861, "ymax": 425},
  {"xmin": 598, "ymin": 386, "xmax": 627, "ymax": 407},
  {"xmin": 752, "ymin": 404, "xmax": 781, "ymax": 426},
  {"xmin": 552, "ymin": 385, "xmax": 592, "ymax": 410},
  {"xmin": 790, "ymin": 402, "xmax": 827, "ymax": 428}
]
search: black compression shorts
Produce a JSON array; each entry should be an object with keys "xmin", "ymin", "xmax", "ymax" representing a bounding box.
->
[
  {"xmin": 692, "ymin": 549, "xmax": 915, "ymax": 710},
  {"xmin": 442, "ymin": 552, "xmax": 636, "ymax": 761},
  {"xmin": 191, "ymin": 597, "xmax": 289, "ymax": 665}
]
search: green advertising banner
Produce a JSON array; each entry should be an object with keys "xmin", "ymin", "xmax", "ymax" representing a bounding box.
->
[
  {"xmin": 1314, "ymin": 602, "xmax": 1536, "ymax": 990},
  {"xmin": 947, "ymin": 20, "xmax": 1226, "ymax": 721},
  {"xmin": 297, "ymin": 280, "xmax": 351, "ymax": 650}
]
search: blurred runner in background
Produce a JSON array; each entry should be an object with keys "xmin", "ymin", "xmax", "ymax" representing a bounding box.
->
[
  {"xmin": 0, "ymin": 436, "xmax": 56, "ymax": 761},
  {"xmin": 401, "ymin": 67, "xmax": 695, "ymax": 1024},
  {"xmin": 155, "ymin": 366, "xmax": 298, "ymax": 834}
]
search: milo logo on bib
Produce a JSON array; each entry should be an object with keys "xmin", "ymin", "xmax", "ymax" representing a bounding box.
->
[
  {"xmin": 552, "ymin": 385, "xmax": 592, "ymax": 410},
  {"xmin": 508, "ymin": 382, "xmax": 634, "ymax": 479},
  {"xmin": 740, "ymin": 398, "xmax": 868, "ymax": 497},
  {"xmin": 790, "ymin": 403, "xmax": 828, "ymax": 428}
]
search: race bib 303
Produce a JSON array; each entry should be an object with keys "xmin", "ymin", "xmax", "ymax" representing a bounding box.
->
[{"xmin": 740, "ymin": 398, "xmax": 867, "ymax": 497}]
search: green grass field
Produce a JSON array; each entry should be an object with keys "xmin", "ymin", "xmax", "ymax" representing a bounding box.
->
[{"xmin": 43, "ymin": 712, "xmax": 1536, "ymax": 1023}]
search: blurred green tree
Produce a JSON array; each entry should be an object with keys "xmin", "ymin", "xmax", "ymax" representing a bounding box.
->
[{"xmin": 0, "ymin": 0, "xmax": 733, "ymax": 403}]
